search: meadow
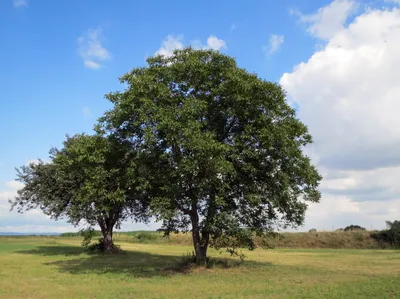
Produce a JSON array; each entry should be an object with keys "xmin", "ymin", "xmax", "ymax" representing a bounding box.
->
[{"xmin": 0, "ymin": 235, "xmax": 399, "ymax": 298}]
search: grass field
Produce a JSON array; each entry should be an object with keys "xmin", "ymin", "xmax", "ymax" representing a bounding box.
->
[{"xmin": 0, "ymin": 237, "xmax": 399, "ymax": 298}]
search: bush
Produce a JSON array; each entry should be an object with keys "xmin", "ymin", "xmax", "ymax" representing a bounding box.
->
[
  {"xmin": 344, "ymin": 225, "xmax": 366, "ymax": 232},
  {"xmin": 371, "ymin": 220, "xmax": 400, "ymax": 248},
  {"xmin": 309, "ymin": 229, "xmax": 317, "ymax": 233},
  {"xmin": 87, "ymin": 238, "xmax": 121, "ymax": 253}
]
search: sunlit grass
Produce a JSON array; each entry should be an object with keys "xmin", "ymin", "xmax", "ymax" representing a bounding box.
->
[{"xmin": 0, "ymin": 236, "xmax": 399, "ymax": 298}]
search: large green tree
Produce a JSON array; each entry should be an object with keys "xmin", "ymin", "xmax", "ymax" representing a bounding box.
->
[
  {"xmin": 99, "ymin": 48, "xmax": 322, "ymax": 263},
  {"xmin": 11, "ymin": 134, "xmax": 149, "ymax": 253}
]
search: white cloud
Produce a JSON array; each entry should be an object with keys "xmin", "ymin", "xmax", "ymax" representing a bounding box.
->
[
  {"xmin": 0, "ymin": 225, "xmax": 78, "ymax": 234},
  {"xmin": 281, "ymin": 5, "xmax": 400, "ymax": 230},
  {"xmin": 264, "ymin": 34, "xmax": 284, "ymax": 56},
  {"xmin": 156, "ymin": 35, "xmax": 184, "ymax": 57},
  {"xmin": 27, "ymin": 159, "xmax": 40, "ymax": 166},
  {"xmin": 84, "ymin": 60, "xmax": 101, "ymax": 69},
  {"xmin": 304, "ymin": 195, "xmax": 400, "ymax": 231},
  {"xmin": 82, "ymin": 107, "xmax": 92, "ymax": 118},
  {"xmin": 78, "ymin": 28, "xmax": 110, "ymax": 69},
  {"xmin": 5, "ymin": 181, "xmax": 24, "ymax": 191},
  {"xmin": 13, "ymin": 0, "xmax": 27, "ymax": 8},
  {"xmin": 0, "ymin": 190, "xmax": 15, "ymax": 204},
  {"xmin": 294, "ymin": 0, "xmax": 357, "ymax": 40},
  {"xmin": 156, "ymin": 35, "xmax": 227, "ymax": 57},
  {"xmin": 206, "ymin": 35, "xmax": 227, "ymax": 50}
]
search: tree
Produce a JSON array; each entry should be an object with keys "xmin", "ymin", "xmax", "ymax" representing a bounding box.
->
[
  {"xmin": 344, "ymin": 225, "xmax": 366, "ymax": 232},
  {"xmin": 99, "ymin": 48, "xmax": 322, "ymax": 263},
  {"xmin": 11, "ymin": 134, "xmax": 149, "ymax": 253},
  {"xmin": 385, "ymin": 220, "xmax": 400, "ymax": 248},
  {"xmin": 371, "ymin": 220, "xmax": 400, "ymax": 248}
]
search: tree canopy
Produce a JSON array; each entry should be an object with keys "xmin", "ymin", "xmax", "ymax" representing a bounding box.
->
[
  {"xmin": 11, "ymin": 134, "xmax": 149, "ymax": 252},
  {"xmin": 99, "ymin": 48, "xmax": 322, "ymax": 263}
]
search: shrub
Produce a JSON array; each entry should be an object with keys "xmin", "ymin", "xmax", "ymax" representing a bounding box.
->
[
  {"xmin": 87, "ymin": 238, "xmax": 121, "ymax": 253},
  {"xmin": 309, "ymin": 229, "xmax": 317, "ymax": 233}
]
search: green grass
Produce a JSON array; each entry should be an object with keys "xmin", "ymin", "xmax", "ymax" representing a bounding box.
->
[{"xmin": 0, "ymin": 237, "xmax": 399, "ymax": 298}]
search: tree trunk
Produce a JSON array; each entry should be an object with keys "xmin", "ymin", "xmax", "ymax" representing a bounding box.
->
[
  {"xmin": 190, "ymin": 206, "xmax": 210, "ymax": 265},
  {"xmin": 98, "ymin": 217, "xmax": 116, "ymax": 253},
  {"xmin": 194, "ymin": 232, "xmax": 209, "ymax": 265},
  {"xmin": 103, "ymin": 229, "xmax": 114, "ymax": 253}
]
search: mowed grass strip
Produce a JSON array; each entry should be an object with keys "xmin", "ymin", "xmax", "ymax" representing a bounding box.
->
[{"xmin": 0, "ymin": 237, "xmax": 399, "ymax": 299}]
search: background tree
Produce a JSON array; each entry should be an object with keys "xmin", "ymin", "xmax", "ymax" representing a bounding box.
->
[
  {"xmin": 344, "ymin": 225, "xmax": 366, "ymax": 232},
  {"xmin": 11, "ymin": 134, "xmax": 149, "ymax": 253},
  {"xmin": 99, "ymin": 48, "xmax": 322, "ymax": 263},
  {"xmin": 371, "ymin": 220, "xmax": 400, "ymax": 248}
]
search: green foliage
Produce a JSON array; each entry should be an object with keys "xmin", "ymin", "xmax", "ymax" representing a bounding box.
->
[
  {"xmin": 371, "ymin": 220, "xmax": 400, "ymax": 248},
  {"xmin": 344, "ymin": 225, "xmax": 366, "ymax": 232},
  {"xmin": 80, "ymin": 228, "xmax": 97, "ymax": 248},
  {"xmin": 98, "ymin": 48, "xmax": 322, "ymax": 262}
]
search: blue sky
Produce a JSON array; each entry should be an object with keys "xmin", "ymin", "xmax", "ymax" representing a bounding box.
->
[{"xmin": 1, "ymin": 0, "xmax": 400, "ymax": 232}]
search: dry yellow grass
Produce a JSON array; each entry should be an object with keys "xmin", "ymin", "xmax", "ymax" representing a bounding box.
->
[{"xmin": 113, "ymin": 230, "xmax": 385, "ymax": 249}]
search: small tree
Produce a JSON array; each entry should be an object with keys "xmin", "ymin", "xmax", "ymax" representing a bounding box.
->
[
  {"xmin": 11, "ymin": 134, "xmax": 149, "ymax": 253},
  {"xmin": 99, "ymin": 48, "xmax": 322, "ymax": 263}
]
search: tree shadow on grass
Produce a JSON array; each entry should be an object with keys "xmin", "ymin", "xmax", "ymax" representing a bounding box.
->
[
  {"xmin": 17, "ymin": 245, "xmax": 86, "ymax": 256},
  {"xmin": 15, "ymin": 244, "xmax": 273, "ymax": 278}
]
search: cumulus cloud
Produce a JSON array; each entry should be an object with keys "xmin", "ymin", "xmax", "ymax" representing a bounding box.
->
[
  {"xmin": 78, "ymin": 28, "xmax": 110, "ymax": 69},
  {"xmin": 156, "ymin": 34, "xmax": 227, "ymax": 57},
  {"xmin": 293, "ymin": 0, "xmax": 357, "ymax": 40},
  {"xmin": 281, "ymin": 4, "xmax": 400, "ymax": 230},
  {"xmin": 156, "ymin": 35, "xmax": 184, "ymax": 57},
  {"xmin": 264, "ymin": 34, "xmax": 284, "ymax": 56},
  {"xmin": 5, "ymin": 181, "xmax": 24, "ymax": 191},
  {"xmin": 205, "ymin": 36, "xmax": 227, "ymax": 50},
  {"xmin": 13, "ymin": 0, "xmax": 27, "ymax": 8}
]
